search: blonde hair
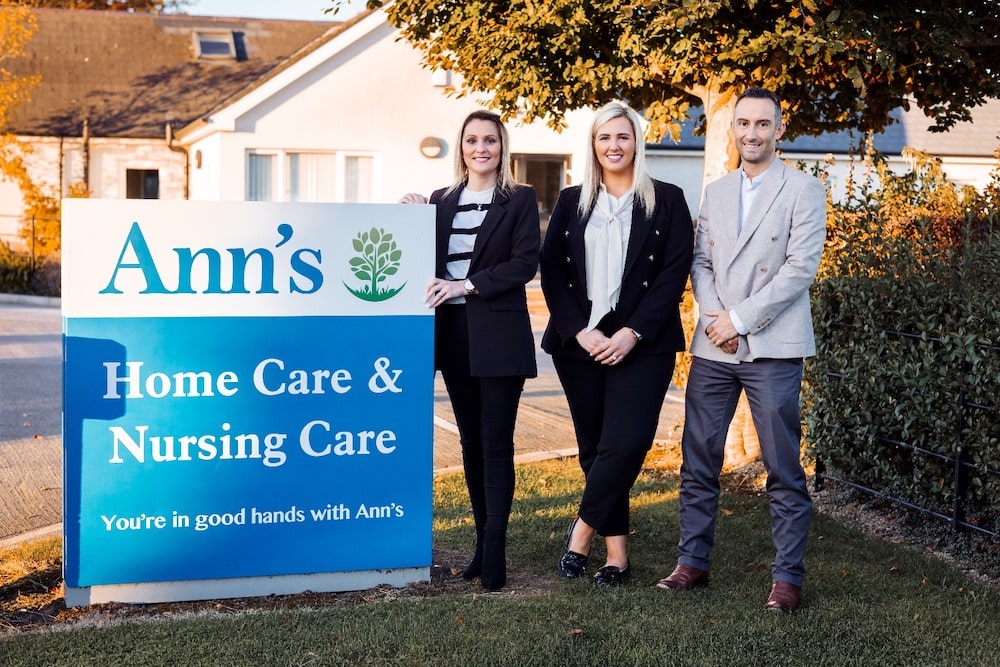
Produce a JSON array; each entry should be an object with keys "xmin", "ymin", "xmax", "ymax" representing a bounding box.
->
[
  {"xmin": 446, "ymin": 110, "xmax": 519, "ymax": 196},
  {"xmin": 578, "ymin": 101, "xmax": 655, "ymax": 218}
]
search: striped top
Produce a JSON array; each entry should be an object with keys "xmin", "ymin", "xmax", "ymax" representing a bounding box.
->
[{"xmin": 444, "ymin": 187, "xmax": 494, "ymax": 303}]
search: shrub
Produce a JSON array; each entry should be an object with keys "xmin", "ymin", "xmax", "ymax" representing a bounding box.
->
[
  {"xmin": 0, "ymin": 243, "xmax": 60, "ymax": 297},
  {"xmin": 805, "ymin": 149, "xmax": 1000, "ymax": 532}
]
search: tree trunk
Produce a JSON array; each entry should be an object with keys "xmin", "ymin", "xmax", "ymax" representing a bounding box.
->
[
  {"xmin": 723, "ymin": 393, "xmax": 760, "ymax": 469},
  {"xmin": 692, "ymin": 82, "xmax": 740, "ymax": 186},
  {"xmin": 692, "ymin": 82, "xmax": 760, "ymax": 468}
]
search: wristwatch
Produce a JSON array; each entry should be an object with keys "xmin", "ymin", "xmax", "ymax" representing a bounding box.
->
[
  {"xmin": 630, "ymin": 328, "xmax": 643, "ymax": 341},
  {"xmin": 464, "ymin": 279, "xmax": 477, "ymax": 295}
]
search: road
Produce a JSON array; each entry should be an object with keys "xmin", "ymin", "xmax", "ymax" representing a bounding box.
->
[
  {"xmin": 0, "ymin": 287, "xmax": 685, "ymax": 546},
  {"xmin": 0, "ymin": 302, "xmax": 63, "ymax": 545}
]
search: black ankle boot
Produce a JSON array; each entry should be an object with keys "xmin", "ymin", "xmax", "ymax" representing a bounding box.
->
[
  {"xmin": 462, "ymin": 537, "xmax": 484, "ymax": 580},
  {"xmin": 480, "ymin": 528, "xmax": 507, "ymax": 591}
]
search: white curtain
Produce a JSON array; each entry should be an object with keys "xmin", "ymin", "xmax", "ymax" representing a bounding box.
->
[
  {"xmin": 246, "ymin": 153, "xmax": 274, "ymax": 201},
  {"xmin": 345, "ymin": 155, "xmax": 373, "ymax": 203},
  {"xmin": 288, "ymin": 153, "xmax": 337, "ymax": 202}
]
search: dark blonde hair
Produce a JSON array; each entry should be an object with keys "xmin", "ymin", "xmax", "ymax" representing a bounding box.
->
[
  {"xmin": 447, "ymin": 110, "xmax": 518, "ymax": 196},
  {"xmin": 578, "ymin": 101, "xmax": 655, "ymax": 218}
]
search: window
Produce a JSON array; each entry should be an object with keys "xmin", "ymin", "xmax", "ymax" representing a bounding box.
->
[
  {"xmin": 247, "ymin": 154, "xmax": 274, "ymax": 201},
  {"xmin": 194, "ymin": 31, "xmax": 236, "ymax": 59},
  {"xmin": 512, "ymin": 154, "xmax": 569, "ymax": 235},
  {"xmin": 126, "ymin": 169, "xmax": 159, "ymax": 199},
  {"xmin": 246, "ymin": 151, "xmax": 376, "ymax": 203},
  {"xmin": 344, "ymin": 156, "xmax": 373, "ymax": 202},
  {"xmin": 288, "ymin": 153, "xmax": 337, "ymax": 202}
]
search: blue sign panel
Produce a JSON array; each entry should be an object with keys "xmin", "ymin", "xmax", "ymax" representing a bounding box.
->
[{"xmin": 61, "ymin": 201, "xmax": 435, "ymax": 598}]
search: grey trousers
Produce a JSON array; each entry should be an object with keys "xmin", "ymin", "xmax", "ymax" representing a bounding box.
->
[{"xmin": 676, "ymin": 356, "xmax": 812, "ymax": 586}]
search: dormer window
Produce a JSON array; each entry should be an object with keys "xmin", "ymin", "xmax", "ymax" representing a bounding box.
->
[{"xmin": 194, "ymin": 31, "xmax": 236, "ymax": 59}]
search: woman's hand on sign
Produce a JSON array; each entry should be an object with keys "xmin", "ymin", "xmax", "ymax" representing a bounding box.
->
[{"xmin": 425, "ymin": 278, "xmax": 460, "ymax": 307}]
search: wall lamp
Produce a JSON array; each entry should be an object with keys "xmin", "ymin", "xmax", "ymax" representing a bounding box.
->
[{"xmin": 419, "ymin": 137, "xmax": 447, "ymax": 159}]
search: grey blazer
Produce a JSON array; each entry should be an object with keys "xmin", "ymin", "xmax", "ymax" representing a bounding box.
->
[{"xmin": 689, "ymin": 159, "xmax": 827, "ymax": 363}]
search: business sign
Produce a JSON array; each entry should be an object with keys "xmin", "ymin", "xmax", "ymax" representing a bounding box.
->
[{"xmin": 61, "ymin": 200, "xmax": 435, "ymax": 606}]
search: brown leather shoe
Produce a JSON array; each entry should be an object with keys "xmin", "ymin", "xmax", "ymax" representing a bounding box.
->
[
  {"xmin": 766, "ymin": 581, "xmax": 801, "ymax": 612},
  {"xmin": 656, "ymin": 564, "xmax": 709, "ymax": 590}
]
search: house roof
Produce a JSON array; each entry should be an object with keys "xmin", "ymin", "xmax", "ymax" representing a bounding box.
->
[
  {"xmin": 4, "ymin": 8, "xmax": 339, "ymax": 139},
  {"xmin": 654, "ymin": 100, "xmax": 1000, "ymax": 158}
]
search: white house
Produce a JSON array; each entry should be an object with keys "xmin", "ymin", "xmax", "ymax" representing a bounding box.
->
[
  {"xmin": 2, "ymin": 7, "xmax": 997, "ymax": 252},
  {"xmin": 173, "ymin": 9, "xmax": 599, "ymax": 215}
]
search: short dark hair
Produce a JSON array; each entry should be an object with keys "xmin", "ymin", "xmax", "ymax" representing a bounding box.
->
[{"xmin": 736, "ymin": 87, "xmax": 782, "ymax": 123}]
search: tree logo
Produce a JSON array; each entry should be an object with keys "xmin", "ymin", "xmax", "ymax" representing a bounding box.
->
[{"xmin": 344, "ymin": 227, "xmax": 405, "ymax": 302}]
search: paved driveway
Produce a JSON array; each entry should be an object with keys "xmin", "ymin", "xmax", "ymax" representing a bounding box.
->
[
  {"xmin": 0, "ymin": 302, "xmax": 63, "ymax": 543},
  {"xmin": 0, "ymin": 288, "xmax": 685, "ymax": 545}
]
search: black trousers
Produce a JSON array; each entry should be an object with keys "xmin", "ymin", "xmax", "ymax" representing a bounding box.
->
[
  {"xmin": 553, "ymin": 353, "xmax": 675, "ymax": 536},
  {"xmin": 437, "ymin": 305, "xmax": 525, "ymax": 551}
]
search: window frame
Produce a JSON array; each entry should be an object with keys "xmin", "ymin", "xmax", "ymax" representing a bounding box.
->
[
  {"xmin": 193, "ymin": 31, "xmax": 237, "ymax": 60},
  {"xmin": 245, "ymin": 149, "xmax": 378, "ymax": 203},
  {"xmin": 125, "ymin": 168, "xmax": 160, "ymax": 200}
]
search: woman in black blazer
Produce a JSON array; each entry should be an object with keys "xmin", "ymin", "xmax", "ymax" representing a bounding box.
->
[
  {"xmin": 540, "ymin": 101, "xmax": 693, "ymax": 585},
  {"xmin": 400, "ymin": 110, "xmax": 539, "ymax": 590}
]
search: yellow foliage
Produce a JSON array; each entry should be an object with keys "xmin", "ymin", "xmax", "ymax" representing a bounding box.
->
[
  {"xmin": 0, "ymin": 4, "xmax": 56, "ymax": 255},
  {"xmin": 0, "ymin": 3, "xmax": 40, "ymax": 126}
]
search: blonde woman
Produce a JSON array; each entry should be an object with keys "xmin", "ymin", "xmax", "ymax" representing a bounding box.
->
[
  {"xmin": 540, "ymin": 101, "xmax": 693, "ymax": 585},
  {"xmin": 400, "ymin": 110, "xmax": 539, "ymax": 590}
]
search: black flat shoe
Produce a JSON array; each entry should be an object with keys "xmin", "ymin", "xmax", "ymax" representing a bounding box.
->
[
  {"xmin": 556, "ymin": 518, "xmax": 589, "ymax": 578},
  {"xmin": 593, "ymin": 563, "xmax": 631, "ymax": 586},
  {"xmin": 557, "ymin": 550, "xmax": 589, "ymax": 578},
  {"xmin": 563, "ymin": 517, "xmax": 578, "ymax": 551}
]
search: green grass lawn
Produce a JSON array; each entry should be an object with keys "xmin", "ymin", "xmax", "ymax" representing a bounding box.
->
[{"xmin": 2, "ymin": 457, "xmax": 997, "ymax": 666}]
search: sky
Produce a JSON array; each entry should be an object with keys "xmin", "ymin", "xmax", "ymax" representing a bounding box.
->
[{"xmin": 184, "ymin": 0, "xmax": 365, "ymax": 21}]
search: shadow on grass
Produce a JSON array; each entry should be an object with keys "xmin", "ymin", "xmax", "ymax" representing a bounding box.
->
[{"xmin": 2, "ymin": 457, "xmax": 998, "ymax": 667}]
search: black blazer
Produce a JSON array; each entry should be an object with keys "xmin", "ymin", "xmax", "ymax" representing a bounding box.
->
[
  {"xmin": 430, "ymin": 184, "xmax": 540, "ymax": 378},
  {"xmin": 540, "ymin": 180, "xmax": 694, "ymax": 360}
]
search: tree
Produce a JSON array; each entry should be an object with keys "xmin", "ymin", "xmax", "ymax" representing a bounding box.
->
[
  {"xmin": 0, "ymin": 3, "xmax": 39, "ymax": 129},
  {"xmin": 0, "ymin": 3, "xmax": 57, "ymax": 256},
  {"xmin": 8, "ymin": 0, "xmax": 191, "ymax": 11},
  {"xmin": 344, "ymin": 0, "xmax": 1000, "ymax": 184},
  {"xmin": 342, "ymin": 0, "xmax": 1000, "ymax": 466}
]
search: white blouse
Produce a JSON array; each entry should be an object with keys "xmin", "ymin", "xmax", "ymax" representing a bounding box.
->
[{"xmin": 584, "ymin": 185, "xmax": 634, "ymax": 331}]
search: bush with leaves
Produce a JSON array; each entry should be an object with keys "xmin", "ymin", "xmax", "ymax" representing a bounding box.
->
[
  {"xmin": 805, "ymin": 149, "xmax": 1000, "ymax": 533},
  {"xmin": 0, "ymin": 242, "xmax": 59, "ymax": 297},
  {"xmin": 0, "ymin": 242, "xmax": 33, "ymax": 293}
]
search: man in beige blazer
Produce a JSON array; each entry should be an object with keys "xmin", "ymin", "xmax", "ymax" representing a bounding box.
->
[{"xmin": 657, "ymin": 87, "xmax": 827, "ymax": 612}]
